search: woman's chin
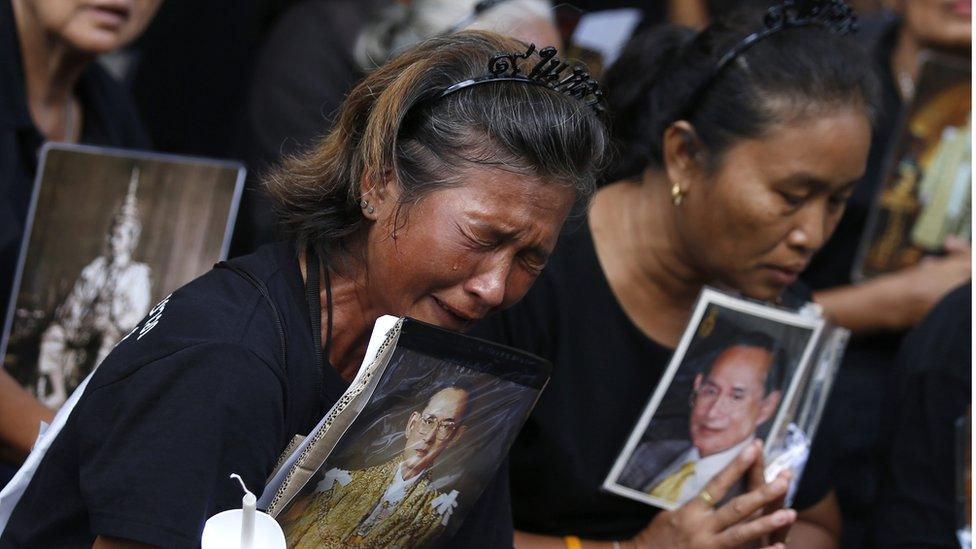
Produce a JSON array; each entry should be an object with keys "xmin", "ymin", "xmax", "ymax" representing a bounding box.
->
[{"xmin": 737, "ymin": 280, "xmax": 789, "ymax": 304}]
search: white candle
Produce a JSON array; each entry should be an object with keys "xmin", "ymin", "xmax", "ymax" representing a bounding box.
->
[{"xmin": 231, "ymin": 474, "xmax": 256, "ymax": 549}]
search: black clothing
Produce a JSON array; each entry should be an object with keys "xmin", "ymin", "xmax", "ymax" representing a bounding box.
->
[
  {"xmin": 870, "ymin": 283, "xmax": 971, "ymax": 548},
  {"xmin": 473, "ymin": 221, "xmax": 829, "ymax": 540},
  {"xmin": 1, "ymin": 243, "xmax": 332, "ymax": 547},
  {"xmin": 0, "ymin": 0, "xmax": 150, "ymax": 333},
  {"xmin": 128, "ymin": 0, "xmax": 284, "ymax": 158},
  {"xmin": 1, "ymin": 243, "xmax": 514, "ymax": 548}
]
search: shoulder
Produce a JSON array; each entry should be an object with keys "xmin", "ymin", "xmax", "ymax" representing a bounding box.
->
[
  {"xmin": 89, "ymin": 260, "xmax": 286, "ymax": 386},
  {"xmin": 87, "ymin": 339, "xmax": 280, "ymax": 396}
]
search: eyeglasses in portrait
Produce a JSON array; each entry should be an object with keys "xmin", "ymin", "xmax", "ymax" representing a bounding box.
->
[
  {"xmin": 276, "ymin": 355, "xmax": 536, "ymax": 548},
  {"xmin": 603, "ymin": 289, "xmax": 825, "ymax": 510}
]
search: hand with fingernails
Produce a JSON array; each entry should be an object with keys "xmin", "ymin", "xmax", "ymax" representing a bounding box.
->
[{"xmin": 628, "ymin": 440, "xmax": 795, "ymax": 549}]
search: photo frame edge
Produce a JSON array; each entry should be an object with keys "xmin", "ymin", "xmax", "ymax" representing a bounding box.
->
[
  {"xmin": 601, "ymin": 286, "xmax": 825, "ymax": 509},
  {"xmin": 0, "ymin": 142, "xmax": 54, "ymax": 364},
  {"xmin": 601, "ymin": 287, "xmax": 716, "ymax": 506},
  {"xmin": 219, "ymin": 166, "xmax": 247, "ymax": 261}
]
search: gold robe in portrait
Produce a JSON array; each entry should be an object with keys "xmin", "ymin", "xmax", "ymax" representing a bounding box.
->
[{"xmin": 280, "ymin": 458, "xmax": 448, "ymax": 548}]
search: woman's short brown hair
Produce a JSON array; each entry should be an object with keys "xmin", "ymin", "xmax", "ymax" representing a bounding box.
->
[{"xmin": 265, "ymin": 31, "xmax": 607, "ymax": 258}]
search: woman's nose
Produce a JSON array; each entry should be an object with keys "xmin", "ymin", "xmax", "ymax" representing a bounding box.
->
[{"xmin": 463, "ymin": 260, "xmax": 510, "ymax": 309}]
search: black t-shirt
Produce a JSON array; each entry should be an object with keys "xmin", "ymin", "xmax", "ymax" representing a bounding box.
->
[
  {"xmin": 472, "ymin": 220, "xmax": 829, "ymax": 540},
  {"xmin": 870, "ymin": 283, "xmax": 971, "ymax": 548},
  {"xmin": 0, "ymin": 0, "xmax": 150, "ymax": 335},
  {"xmin": 1, "ymin": 242, "xmax": 514, "ymax": 548}
]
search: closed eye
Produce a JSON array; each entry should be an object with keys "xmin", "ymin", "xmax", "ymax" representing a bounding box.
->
[
  {"xmin": 778, "ymin": 191, "xmax": 806, "ymax": 207},
  {"xmin": 517, "ymin": 252, "xmax": 545, "ymax": 274},
  {"xmin": 827, "ymin": 185, "xmax": 857, "ymax": 211},
  {"xmin": 457, "ymin": 223, "xmax": 499, "ymax": 250}
]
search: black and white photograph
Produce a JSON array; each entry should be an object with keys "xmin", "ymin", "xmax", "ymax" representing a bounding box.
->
[
  {"xmin": 1, "ymin": 144, "xmax": 244, "ymax": 408},
  {"xmin": 603, "ymin": 288, "xmax": 825, "ymax": 510}
]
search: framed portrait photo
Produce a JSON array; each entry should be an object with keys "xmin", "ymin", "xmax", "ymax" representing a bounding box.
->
[
  {"xmin": 1, "ymin": 143, "xmax": 244, "ymax": 409},
  {"xmin": 266, "ymin": 317, "xmax": 549, "ymax": 548},
  {"xmin": 603, "ymin": 288, "xmax": 827, "ymax": 510},
  {"xmin": 854, "ymin": 53, "xmax": 971, "ymax": 280}
]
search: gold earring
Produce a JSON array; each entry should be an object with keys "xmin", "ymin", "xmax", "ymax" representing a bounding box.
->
[{"xmin": 670, "ymin": 182, "xmax": 685, "ymax": 206}]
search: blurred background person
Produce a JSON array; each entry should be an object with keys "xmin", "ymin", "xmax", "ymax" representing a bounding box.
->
[
  {"xmin": 0, "ymin": 0, "xmax": 160, "ymax": 486},
  {"xmin": 869, "ymin": 283, "xmax": 970, "ymax": 548},
  {"xmin": 798, "ymin": 1, "xmax": 970, "ymax": 544}
]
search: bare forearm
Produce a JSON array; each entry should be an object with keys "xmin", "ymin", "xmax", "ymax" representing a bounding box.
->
[
  {"xmin": 786, "ymin": 521, "xmax": 838, "ymax": 549},
  {"xmin": 0, "ymin": 369, "xmax": 54, "ymax": 463},
  {"xmin": 788, "ymin": 490, "xmax": 841, "ymax": 549},
  {"xmin": 816, "ymin": 251, "xmax": 971, "ymax": 335},
  {"xmin": 814, "ymin": 281, "xmax": 901, "ymax": 335}
]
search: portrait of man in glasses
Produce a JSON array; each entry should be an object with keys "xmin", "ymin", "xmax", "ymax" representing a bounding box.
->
[
  {"xmin": 281, "ymin": 384, "xmax": 471, "ymax": 548},
  {"xmin": 619, "ymin": 332, "xmax": 784, "ymax": 506}
]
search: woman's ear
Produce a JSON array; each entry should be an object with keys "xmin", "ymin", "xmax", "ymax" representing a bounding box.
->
[
  {"xmin": 361, "ymin": 170, "xmax": 400, "ymax": 222},
  {"xmin": 662, "ymin": 121, "xmax": 706, "ymax": 196}
]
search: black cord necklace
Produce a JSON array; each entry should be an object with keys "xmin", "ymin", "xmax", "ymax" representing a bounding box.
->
[{"xmin": 304, "ymin": 245, "xmax": 334, "ymax": 369}]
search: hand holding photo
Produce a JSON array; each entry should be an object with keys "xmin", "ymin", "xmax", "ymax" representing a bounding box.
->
[{"xmin": 603, "ymin": 288, "xmax": 837, "ymax": 510}]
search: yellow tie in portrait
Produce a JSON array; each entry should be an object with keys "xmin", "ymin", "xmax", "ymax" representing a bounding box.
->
[{"xmin": 649, "ymin": 461, "xmax": 696, "ymax": 503}]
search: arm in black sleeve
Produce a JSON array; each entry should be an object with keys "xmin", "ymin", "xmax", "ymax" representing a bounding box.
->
[{"xmin": 76, "ymin": 342, "xmax": 287, "ymax": 548}]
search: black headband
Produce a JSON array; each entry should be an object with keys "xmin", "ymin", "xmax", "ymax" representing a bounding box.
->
[
  {"xmin": 677, "ymin": 0, "xmax": 858, "ymax": 121},
  {"xmin": 438, "ymin": 43, "xmax": 605, "ymax": 115}
]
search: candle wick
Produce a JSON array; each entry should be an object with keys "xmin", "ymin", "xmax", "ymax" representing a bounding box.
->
[{"xmin": 229, "ymin": 473, "xmax": 252, "ymax": 497}]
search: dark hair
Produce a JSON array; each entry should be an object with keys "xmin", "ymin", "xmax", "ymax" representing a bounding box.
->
[
  {"xmin": 266, "ymin": 31, "xmax": 608, "ymax": 259},
  {"xmin": 602, "ymin": 7, "xmax": 880, "ymax": 181},
  {"xmin": 701, "ymin": 330, "xmax": 786, "ymax": 396}
]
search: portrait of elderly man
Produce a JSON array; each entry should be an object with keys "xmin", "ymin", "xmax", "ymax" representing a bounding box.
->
[
  {"xmin": 619, "ymin": 331, "xmax": 785, "ymax": 507},
  {"xmin": 280, "ymin": 383, "xmax": 472, "ymax": 548}
]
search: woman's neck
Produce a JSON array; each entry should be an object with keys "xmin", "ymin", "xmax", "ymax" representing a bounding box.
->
[
  {"xmin": 12, "ymin": 0, "xmax": 89, "ymax": 141},
  {"xmin": 589, "ymin": 172, "xmax": 707, "ymax": 347},
  {"xmin": 299, "ymin": 249, "xmax": 381, "ymax": 381}
]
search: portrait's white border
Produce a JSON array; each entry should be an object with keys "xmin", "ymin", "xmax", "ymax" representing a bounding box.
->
[
  {"xmin": 601, "ymin": 286, "xmax": 826, "ymax": 510},
  {"xmin": 0, "ymin": 142, "xmax": 245, "ymax": 365}
]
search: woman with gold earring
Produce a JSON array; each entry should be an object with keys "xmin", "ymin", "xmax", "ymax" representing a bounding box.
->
[{"xmin": 474, "ymin": 3, "xmax": 879, "ymax": 547}]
